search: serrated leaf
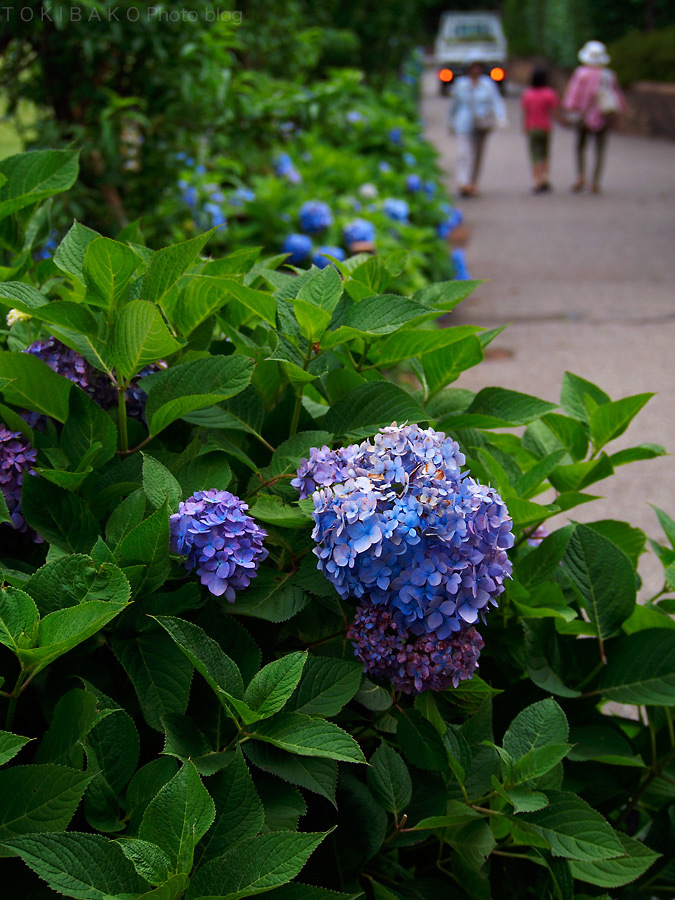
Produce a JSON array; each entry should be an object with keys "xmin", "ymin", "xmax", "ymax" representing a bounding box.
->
[
  {"xmin": 0, "ymin": 149, "xmax": 79, "ymax": 219},
  {"xmin": 111, "ymin": 300, "xmax": 182, "ymax": 383},
  {"xmin": 153, "ymin": 615, "xmax": 244, "ymax": 703},
  {"xmin": 61, "ymin": 387, "xmax": 117, "ymax": 470},
  {"xmin": 140, "ymin": 761, "xmax": 215, "ymax": 873},
  {"xmin": 244, "ymin": 652, "xmax": 307, "ymax": 720},
  {"xmin": 0, "ymin": 350, "xmax": 72, "ymax": 422},
  {"xmin": 22, "ymin": 477, "xmax": 100, "ymax": 553},
  {"xmin": 369, "ymin": 325, "xmax": 483, "ymax": 368},
  {"xmin": 569, "ymin": 832, "xmax": 660, "ymax": 888},
  {"xmin": 560, "ymin": 372, "xmax": 610, "ymax": 422},
  {"xmin": 562, "ymin": 524, "xmax": 635, "ymax": 641},
  {"xmin": 244, "ymin": 742, "xmax": 338, "ymax": 805},
  {"xmin": 116, "ymin": 838, "xmax": 171, "ymax": 886},
  {"xmin": 117, "ymin": 501, "xmax": 170, "ymax": 597},
  {"xmin": 53, "ymin": 221, "xmax": 101, "ymax": 284},
  {"xmin": 145, "ymin": 356, "xmax": 255, "ymax": 436},
  {"xmin": 0, "ymin": 765, "xmax": 90, "ymax": 841},
  {"xmin": 368, "ymin": 743, "xmax": 412, "ymax": 815},
  {"xmin": 421, "ymin": 335, "xmax": 484, "ymax": 398},
  {"xmin": 589, "ymin": 393, "xmax": 653, "ymax": 453},
  {"xmin": 186, "ymin": 830, "xmax": 329, "ymax": 900},
  {"xmin": 2, "ymin": 831, "xmax": 144, "ymax": 898},
  {"xmin": 144, "ymin": 229, "xmax": 216, "ymax": 305},
  {"xmin": 196, "ymin": 750, "xmax": 264, "ymax": 866},
  {"xmin": 143, "ymin": 454, "xmax": 182, "ymax": 509},
  {"xmin": 396, "ymin": 711, "xmax": 448, "ymax": 773},
  {"xmin": 323, "ymin": 382, "xmax": 426, "ymax": 439},
  {"xmin": 520, "ymin": 791, "xmax": 623, "ymax": 861},
  {"xmin": 0, "ymin": 586, "xmax": 39, "ymax": 655},
  {"xmin": 503, "ymin": 699, "xmax": 569, "ymax": 761},
  {"xmin": 113, "ymin": 630, "xmax": 193, "ymax": 731},
  {"xmin": 83, "ymin": 237, "xmax": 140, "ymax": 310},
  {"xmin": 289, "ymin": 657, "xmax": 363, "ymax": 717},
  {"xmin": 468, "ymin": 387, "xmax": 557, "ymax": 425},
  {"xmin": 0, "ymin": 729, "xmax": 31, "ymax": 765},
  {"xmin": 250, "ymin": 712, "xmax": 365, "ymax": 764},
  {"xmin": 222, "ymin": 571, "xmax": 308, "ymax": 623},
  {"xmin": 598, "ymin": 628, "xmax": 675, "ymax": 704},
  {"xmin": 25, "ymin": 554, "xmax": 130, "ymax": 615}
]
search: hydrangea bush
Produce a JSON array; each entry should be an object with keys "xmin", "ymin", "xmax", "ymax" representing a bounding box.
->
[{"xmin": 0, "ymin": 152, "xmax": 673, "ymax": 900}]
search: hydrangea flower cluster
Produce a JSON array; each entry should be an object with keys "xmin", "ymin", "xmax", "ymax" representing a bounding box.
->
[
  {"xmin": 437, "ymin": 207, "xmax": 464, "ymax": 239},
  {"xmin": 313, "ymin": 246, "xmax": 345, "ymax": 269},
  {"xmin": 273, "ymin": 153, "xmax": 302, "ymax": 184},
  {"xmin": 299, "ymin": 201, "xmax": 333, "ymax": 234},
  {"xmin": 343, "ymin": 218, "xmax": 375, "ymax": 245},
  {"xmin": 282, "ymin": 233, "xmax": 313, "ymax": 264},
  {"xmin": 358, "ymin": 183, "xmax": 378, "ymax": 200},
  {"xmin": 0, "ymin": 426, "xmax": 37, "ymax": 531},
  {"xmin": 347, "ymin": 602, "xmax": 485, "ymax": 693},
  {"xmin": 405, "ymin": 174, "xmax": 424, "ymax": 193},
  {"xmin": 383, "ymin": 198, "xmax": 410, "ymax": 224},
  {"xmin": 346, "ymin": 110, "xmax": 365, "ymax": 124},
  {"xmin": 378, "ymin": 161, "xmax": 392, "ymax": 174},
  {"xmin": 170, "ymin": 489, "xmax": 268, "ymax": 600},
  {"xmin": 388, "ymin": 127, "xmax": 403, "ymax": 146},
  {"xmin": 230, "ymin": 187, "xmax": 255, "ymax": 207},
  {"xmin": 424, "ymin": 180, "xmax": 436, "ymax": 198},
  {"xmin": 293, "ymin": 423, "xmax": 513, "ymax": 638}
]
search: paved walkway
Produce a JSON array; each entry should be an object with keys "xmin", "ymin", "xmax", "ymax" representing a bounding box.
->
[{"xmin": 422, "ymin": 71, "xmax": 675, "ymax": 595}]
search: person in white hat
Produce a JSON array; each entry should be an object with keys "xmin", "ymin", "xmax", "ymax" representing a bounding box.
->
[
  {"xmin": 447, "ymin": 48, "xmax": 508, "ymax": 197},
  {"xmin": 562, "ymin": 40, "xmax": 625, "ymax": 193}
]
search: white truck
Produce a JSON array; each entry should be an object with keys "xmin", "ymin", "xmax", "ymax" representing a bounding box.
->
[{"xmin": 434, "ymin": 11, "xmax": 508, "ymax": 95}]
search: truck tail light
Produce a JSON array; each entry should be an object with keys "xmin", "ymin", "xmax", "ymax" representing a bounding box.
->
[
  {"xmin": 439, "ymin": 68, "xmax": 453, "ymax": 83},
  {"xmin": 490, "ymin": 67, "xmax": 506, "ymax": 82}
]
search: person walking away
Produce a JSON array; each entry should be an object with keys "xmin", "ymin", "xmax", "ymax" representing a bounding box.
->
[
  {"xmin": 563, "ymin": 40, "xmax": 625, "ymax": 194},
  {"xmin": 521, "ymin": 68, "xmax": 559, "ymax": 193},
  {"xmin": 448, "ymin": 49, "xmax": 507, "ymax": 197}
]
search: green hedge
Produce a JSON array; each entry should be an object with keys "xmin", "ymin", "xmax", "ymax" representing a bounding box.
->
[{"xmin": 609, "ymin": 25, "xmax": 675, "ymax": 86}]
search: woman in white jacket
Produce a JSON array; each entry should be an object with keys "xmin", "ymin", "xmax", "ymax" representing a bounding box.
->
[{"xmin": 448, "ymin": 50, "xmax": 507, "ymax": 197}]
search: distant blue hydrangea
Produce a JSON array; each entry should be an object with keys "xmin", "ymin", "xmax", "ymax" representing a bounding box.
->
[
  {"xmin": 313, "ymin": 246, "xmax": 346, "ymax": 269},
  {"xmin": 170, "ymin": 489, "xmax": 268, "ymax": 600},
  {"xmin": 282, "ymin": 233, "xmax": 313, "ymax": 264},
  {"xmin": 383, "ymin": 198, "xmax": 410, "ymax": 224},
  {"xmin": 0, "ymin": 426, "xmax": 37, "ymax": 532},
  {"xmin": 347, "ymin": 603, "xmax": 484, "ymax": 693},
  {"xmin": 378, "ymin": 161, "xmax": 392, "ymax": 174},
  {"xmin": 273, "ymin": 153, "xmax": 302, "ymax": 184},
  {"xmin": 279, "ymin": 121, "xmax": 296, "ymax": 135},
  {"xmin": 343, "ymin": 218, "xmax": 375, "ymax": 245},
  {"xmin": 437, "ymin": 208, "xmax": 464, "ymax": 239},
  {"xmin": 403, "ymin": 152, "xmax": 417, "ymax": 167},
  {"xmin": 35, "ymin": 231, "xmax": 59, "ymax": 261},
  {"xmin": 230, "ymin": 187, "xmax": 255, "ymax": 207},
  {"xmin": 346, "ymin": 110, "xmax": 366, "ymax": 124},
  {"xmin": 178, "ymin": 180, "xmax": 198, "ymax": 209},
  {"xmin": 358, "ymin": 183, "xmax": 378, "ymax": 200},
  {"xmin": 388, "ymin": 127, "xmax": 403, "ymax": 146},
  {"xmin": 293, "ymin": 423, "xmax": 513, "ymax": 640},
  {"xmin": 299, "ymin": 200, "xmax": 333, "ymax": 234},
  {"xmin": 452, "ymin": 247, "xmax": 471, "ymax": 280},
  {"xmin": 405, "ymin": 174, "xmax": 424, "ymax": 193},
  {"xmin": 424, "ymin": 181, "xmax": 437, "ymax": 198},
  {"xmin": 203, "ymin": 202, "xmax": 227, "ymax": 229}
]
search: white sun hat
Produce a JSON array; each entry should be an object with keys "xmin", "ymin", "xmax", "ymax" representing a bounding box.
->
[{"xmin": 578, "ymin": 40, "xmax": 610, "ymax": 66}]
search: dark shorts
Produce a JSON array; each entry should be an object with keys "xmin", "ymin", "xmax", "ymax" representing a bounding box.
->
[{"xmin": 528, "ymin": 129, "xmax": 550, "ymax": 164}]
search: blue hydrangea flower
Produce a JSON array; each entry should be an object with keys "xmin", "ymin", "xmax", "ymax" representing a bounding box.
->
[
  {"xmin": 282, "ymin": 233, "xmax": 313, "ymax": 264},
  {"xmin": 452, "ymin": 248, "xmax": 471, "ymax": 280},
  {"xmin": 343, "ymin": 218, "xmax": 375, "ymax": 245},
  {"xmin": 424, "ymin": 181, "xmax": 437, "ymax": 198},
  {"xmin": 378, "ymin": 161, "xmax": 392, "ymax": 174},
  {"xmin": 383, "ymin": 198, "xmax": 410, "ymax": 224},
  {"xmin": 273, "ymin": 153, "xmax": 302, "ymax": 183},
  {"xmin": 230, "ymin": 187, "xmax": 255, "ymax": 207},
  {"xmin": 0, "ymin": 426, "xmax": 37, "ymax": 532},
  {"xmin": 403, "ymin": 152, "xmax": 417, "ymax": 167},
  {"xmin": 35, "ymin": 231, "xmax": 59, "ymax": 261},
  {"xmin": 313, "ymin": 246, "xmax": 346, "ymax": 269},
  {"xmin": 299, "ymin": 201, "xmax": 333, "ymax": 234},
  {"xmin": 389, "ymin": 127, "xmax": 403, "ymax": 146},
  {"xmin": 294, "ymin": 423, "xmax": 513, "ymax": 640},
  {"xmin": 347, "ymin": 602, "xmax": 484, "ymax": 693},
  {"xmin": 170, "ymin": 489, "xmax": 268, "ymax": 600},
  {"xmin": 405, "ymin": 174, "xmax": 424, "ymax": 193},
  {"xmin": 358, "ymin": 183, "xmax": 378, "ymax": 200},
  {"xmin": 346, "ymin": 110, "xmax": 365, "ymax": 124},
  {"xmin": 203, "ymin": 202, "xmax": 227, "ymax": 229}
]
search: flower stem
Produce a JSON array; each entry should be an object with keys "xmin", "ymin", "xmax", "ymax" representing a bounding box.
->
[
  {"xmin": 5, "ymin": 670, "xmax": 24, "ymax": 730},
  {"xmin": 117, "ymin": 385, "xmax": 128, "ymax": 454}
]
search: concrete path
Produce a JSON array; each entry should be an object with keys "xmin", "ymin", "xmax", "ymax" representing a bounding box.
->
[{"xmin": 422, "ymin": 71, "xmax": 675, "ymax": 595}]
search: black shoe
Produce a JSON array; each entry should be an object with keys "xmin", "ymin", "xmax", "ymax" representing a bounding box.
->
[{"xmin": 540, "ymin": 182, "xmax": 552, "ymax": 192}]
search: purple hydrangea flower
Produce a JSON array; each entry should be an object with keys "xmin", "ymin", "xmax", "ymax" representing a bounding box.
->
[
  {"xmin": 343, "ymin": 218, "xmax": 375, "ymax": 245},
  {"xmin": 347, "ymin": 602, "xmax": 484, "ymax": 693},
  {"xmin": 294, "ymin": 424, "xmax": 513, "ymax": 639},
  {"xmin": 0, "ymin": 426, "xmax": 37, "ymax": 531},
  {"xmin": 282, "ymin": 233, "xmax": 313, "ymax": 264},
  {"xmin": 383, "ymin": 198, "xmax": 410, "ymax": 224},
  {"xmin": 313, "ymin": 246, "xmax": 346, "ymax": 269},
  {"xmin": 405, "ymin": 174, "xmax": 424, "ymax": 193},
  {"xmin": 170, "ymin": 489, "xmax": 268, "ymax": 600},
  {"xmin": 299, "ymin": 201, "xmax": 333, "ymax": 234}
]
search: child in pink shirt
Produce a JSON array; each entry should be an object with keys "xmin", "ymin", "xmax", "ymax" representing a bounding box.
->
[{"xmin": 521, "ymin": 69, "xmax": 559, "ymax": 193}]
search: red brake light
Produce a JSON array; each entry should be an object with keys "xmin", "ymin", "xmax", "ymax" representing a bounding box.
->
[
  {"xmin": 490, "ymin": 67, "xmax": 505, "ymax": 82},
  {"xmin": 439, "ymin": 68, "xmax": 453, "ymax": 83}
]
